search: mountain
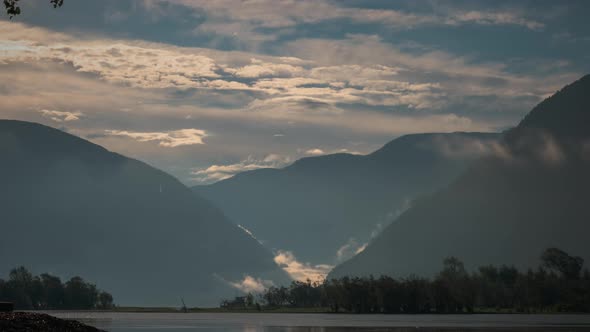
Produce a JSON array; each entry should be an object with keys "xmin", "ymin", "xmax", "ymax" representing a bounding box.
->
[
  {"xmin": 193, "ymin": 132, "xmax": 499, "ymax": 266},
  {"xmin": 329, "ymin": 75, "xmax": 590, "ymax": 279},
  {"xmin": 0, "ymin": 120, "xmax": 289, "ymax": 306}
]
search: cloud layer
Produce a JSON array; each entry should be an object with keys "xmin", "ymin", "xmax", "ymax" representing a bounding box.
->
[
  {"xmin": 0, "ymin": 0, "xmax": 586, "ymax": 184},
  {"xmin": 106, "ymin": 129, "xmax": 207, "ymax": 147},
  {"xmin": 192, "ymin": 154, "xmax": 292, "ymax": 184},
  {"xmin": 39, "ymin": 109, "xmax": 84, "ymax": 122}
]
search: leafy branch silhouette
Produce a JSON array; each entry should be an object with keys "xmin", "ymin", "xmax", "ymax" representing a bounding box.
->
[{"xmin": 4, "ymin": 0, "xmax": 64, "ymax": 18}]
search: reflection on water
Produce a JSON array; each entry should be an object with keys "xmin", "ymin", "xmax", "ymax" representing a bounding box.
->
[{"xmin": 48, "ymin": 312, "xmax": 590, "ymax": 332}]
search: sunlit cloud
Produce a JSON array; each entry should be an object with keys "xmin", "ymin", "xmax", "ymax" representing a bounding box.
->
[
  {"xmin": 2, "ymin": 21, "xmax": 564, "ymax": 118},
  {"xmin": 304, "ymin": 148, "xmax": 325, "ymax": 156},
  {"xmin": 105, "ymin": 129, "xmax": 207, "ymax": 147},
  {"xmin": 39, "ymin": 109, "xmax": 84, "ymax": 122},
  {"xmin": 274, "ymin": 250, "xmax": 333, "ymax": 282},
  {"xmin": 0, "ymin": 33, "xmax": 448, "ymax": 111},
  {"xmin": 191, "ymin": 154, "xmax": 292, "ymax": 184},
  {"xmin": 225, "ymin": 58, "xmax": 305, "ymax": 78},
  {"xmin": 227, "ymin": 275, "xmax": 274, "ymax": 294}
]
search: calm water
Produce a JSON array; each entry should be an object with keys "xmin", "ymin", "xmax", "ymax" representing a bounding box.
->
[{"xmin": 48, "ymin": 312, "xmax": 590, "ymax": 332}]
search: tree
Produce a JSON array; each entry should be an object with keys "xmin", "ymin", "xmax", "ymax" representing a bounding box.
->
[
  {"xmin": 98, "ymin": 291, "xmax": 114, "ymax": 309},
  {"xmin": 6, "ymin": 266, "xmax": 34, "ymax": 309},
  {"xmin": 64, "ymin": 276, "xmax": 98, "ymax": 310},
  {"xmin": 436, "ymin": 257, "xmax": 474, "ymax": 312},
  {"xmin": 0, "ymin": 267, "xmax": 112, "ymax": 310},
  {"xmin": 250, "ymin": 248, "xmax": 590, "ymax": 314},
  {"xmin": 541, "ymin": 248, "xmax": 584, "ymax": 280},
  {"xmin": 40, "ymin": 273, "xmax": 65, "ymax": 309},
  {"xmin": 4, "ymin": 0, "xmax": 64, "ymax": 18}
]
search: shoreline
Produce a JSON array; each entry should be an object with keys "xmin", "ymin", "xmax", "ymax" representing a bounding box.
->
[
  {"xmin": 44, "ymin": 311, "xmax": 590, "ymax": 331},
  {"xmin": 0, "ymin": 312, "xmax": 105, "ymax": 332},
  {"xmin": 34, "ymin": 308, "xmax": 590, "ymax": 315}
]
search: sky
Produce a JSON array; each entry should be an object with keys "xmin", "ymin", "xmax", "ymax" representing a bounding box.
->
[{"xmin": 1, "ymin": 0, "xmax": 589, "ymax": 185}]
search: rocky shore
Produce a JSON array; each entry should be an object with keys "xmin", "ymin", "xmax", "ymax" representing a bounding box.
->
[{"xmin": 0, "ymin": 312, "xmax": 105, "ymax": 332}]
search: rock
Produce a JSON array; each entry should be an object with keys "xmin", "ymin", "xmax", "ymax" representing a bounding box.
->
[{"xmin": 0, "ymin": 312, "xmax": 105, "ymax": 332}]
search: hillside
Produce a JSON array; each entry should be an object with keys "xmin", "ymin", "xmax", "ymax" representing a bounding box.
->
[
  {"xmin": 194, "ymin": 132, "xmax": 499, "ymax": 266},
  {"xmin": 0, "ymin": 120, "xmax": 289, "ymax": 306},
  {"xmin": 330, "ymin": 75, "xmax": 590, "ymax": 279}
]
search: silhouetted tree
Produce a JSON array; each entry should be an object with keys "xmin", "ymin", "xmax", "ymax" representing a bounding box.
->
[
  {"xmin": 542, "ymin": 247, "xmax": 584, "ymax": 279},
  {"xmin": 98, "ymin": 291, "xmax": 114, "ymax": 309},
  {"xmin": 40, "ymin": 273, "xmax": 65, "ymax": 309},
  {"xmin": 0, "ymin": 267, "xmax": 113, "ymax": 310},
  {"xmin": 249, "ymin": 248, "xmax": 590, "ymax": 314},
  {"xmin": 6, "ymin": 266, "xmax": 34, "ymax": 308},
  {"xmin": 64, "ymin": 276, "xmax": 98, "ymax": 310}
]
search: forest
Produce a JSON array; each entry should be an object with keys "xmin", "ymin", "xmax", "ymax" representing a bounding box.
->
[
  {"xmin": 254, "ymin": 248, "xmax": 590, "ymax": 313},
  {"xmin": 0, "ymin": 267, "xmax": 114, "ymax": 310}
]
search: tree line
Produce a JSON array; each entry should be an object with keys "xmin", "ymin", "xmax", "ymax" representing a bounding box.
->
[
  {"xmin": 0, "ymin": 267, "xmax": 113, "ymax": 310},
  {"xmin": 256, "ymin": 248, "xmax": 590, "ymax": 313}
]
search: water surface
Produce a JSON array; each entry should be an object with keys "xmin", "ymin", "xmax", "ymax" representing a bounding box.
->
[{"xmin": 50, "ymin": 312, "xmax": 590, "ymax": 332}]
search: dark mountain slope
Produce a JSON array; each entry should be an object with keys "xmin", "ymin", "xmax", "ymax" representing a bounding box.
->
[
  {"xmin": 330, "ymin": 75, "xmax": 590, "ymax": 279},
  {"xmin": 0, "ymin": 120, "xmax": 289, "ymax": 306},
  {"xmin": 194, "ymin": 132, "xmax": 499, "ymax": 266}
]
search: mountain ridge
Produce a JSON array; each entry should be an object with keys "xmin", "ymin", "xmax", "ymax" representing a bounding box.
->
[
  {"xmin": 194, "ymin": 131, "xmax": 500, "ymax": 266},
  {"xmin": 0, "ymin": 120, "xmax": 290, "ymax": 306},
  {"xmin": 329, "ymin": 75, "xmax": 590, "ymax": 280}
]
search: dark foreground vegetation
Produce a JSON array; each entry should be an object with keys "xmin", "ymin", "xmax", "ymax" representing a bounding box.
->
[
  {"xmin": 0, "ymin": 312, "xmax": 103, "ymax": 332},
  {"xmin": 0, "ymin": 267, "xmax": 114, "ymax": 310},
  {"xmin": 252, "ymin": 248, "xmax": 590, "ymax": 313}
]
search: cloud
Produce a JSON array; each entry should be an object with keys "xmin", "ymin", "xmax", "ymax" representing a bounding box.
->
[
  {"xmin": 237, "ymin": 224, "xmax": 263, "ymax": 246},
  {"xmin": 39, "ymin": 109, "xmax": 84, "ymax": 122},
  {"xmin": 159, "ymin": 0, "xmax": 543, "ymax": 33},
  {"xmin": 430, "ymin": 134, "xmax": 503, "ymax": 158},
  {"xmin": 0, "ymin": 16, "xmax": 579, "ymax": 186},
  {"xmin": 105, "ymin": 128, "xmax": 207, "ymax": 147},
  {"xmin": 2, "ymin": 21, "xmax": 573, "ymax": 121},
  {"xmin": 335, "ymin": 222, "xmax": 384, "ymax": 263},
  {"xmin": 305, "ymin": 148, "xmax": 325, "ymax": 156},
  {"xmin": 274, "ymin": 250, "xmax": 333, "ymax": 282},
  {"xmin": 191, "ymin": 154, "xmax": 292, "ymax": 184},
  {"xmin": 336, "ymin": 238, "xmax": 367, "ymax": 263},
  {"xmin": 47, "ymin": 44, "xmax": 220, "ymax": 90},
  {"xmin": 225, "ymin": 58, "xmax": 306, "ymax": 78},
  {"xmin": 537, "ymin": 134, "xmax": 565, "ymax": 165},
  {"xmin": 447, "ymin": 11, "xmax": 543, "ymax": 30},
  {"xmin": 0, "ymin": 29, "xmax": 447, "ymax": 111},
  {"xmin": 227, "ymin": 275, "xmax": 274, "ymax": 294}
]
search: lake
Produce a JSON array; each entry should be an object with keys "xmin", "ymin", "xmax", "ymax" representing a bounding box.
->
[{"xmin": 48, "ymin": 312, "xmax": 590, "ymax": 331}]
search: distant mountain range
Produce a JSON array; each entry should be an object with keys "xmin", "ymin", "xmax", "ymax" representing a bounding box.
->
[
  {"xmin": 330, "ymin": 75, "xmax": 590, "ymax": 279},
  {"xmin": 0, "ymin": 120, "xmax": 289, "ymax": 306},
  {"xmin": 194, "ymin": 131, "xmax": 499, "ymax": 266},
  {"xmin": 4, "ymin": 73, "xmax": 588, "ymax": 307}
]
